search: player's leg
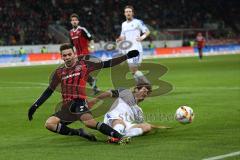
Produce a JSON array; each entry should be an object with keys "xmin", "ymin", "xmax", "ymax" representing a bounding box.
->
[
  {"xmin": 200, "ymin": 48, "xmax": 203, "ymax": 59},
  {"xmin": 125, "ymin": 123, "xmax": 152, "ymax": 137},
  {"xmin": 45, "ymin": 116, "xmax": 80, "ymax": 136},
  {"xmin": 128, "ymin": 54, "xmax": 150, "ymax": 84},
  {"xmin": 111, "ymin": 119, "xmax": 126, "ymax": 135},
  {"xmin": 80, "ymin": 113, "xmax": 123, "ymax": 139},
  {"xmin": 45, "ymin": 116, "xmax": 96, "ymax": 141},
  {"xmin": 73, "ymin": 99, "xmax": 130, "ymax": 144},
  {"xmin": 103, "ymin": 111, "xmax": 128, "ymax": 135},
  {"xmin": 106, "ymin": 119, "xmax": 133, "ymax": 144},
  {"xmin": 45, "ymin": 102, "xmax": 97, "ymax": 141},
  {"xmin": 198, "ymin": 47, "xmax": 203, "ymax": 59}
]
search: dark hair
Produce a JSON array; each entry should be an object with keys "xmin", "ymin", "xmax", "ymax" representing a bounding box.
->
[
  {"xmin": 135, "ymin": 83, "xmax": 152, "ymax": 94},
  {"xmin": 124, "ymin": 5, "xmax": 134, "ymax": 13},
  {"xmin": 59, "ymin": 43, "xmax": 74, "ymax": 53},
  {"xmin": 70, "ymin": 13, "xmax": 79, "ymax": 20}
]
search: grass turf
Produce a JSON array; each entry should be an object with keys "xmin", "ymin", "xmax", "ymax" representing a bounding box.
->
[{"xmin": 0, "ymin": 54, "xmax": 239, "ymax": 160}]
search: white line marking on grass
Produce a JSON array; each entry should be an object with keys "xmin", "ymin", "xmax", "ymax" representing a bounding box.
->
[
  {"xmin": 177, "ymin": 87, "xmax": 240, "ymax": 90},
  {"xmin": 0, "ymin": 81, "xmax": 48, "ymax": 86},
  {"xmin": 0, "ymin": 86, "xmax": 45, "ymax": 89},
  {"xmin": 202, "ymin": 151, "xmax": 240, "ymax": 160}
]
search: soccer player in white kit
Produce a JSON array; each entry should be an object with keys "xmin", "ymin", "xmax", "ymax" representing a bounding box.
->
[
  {"xmin": 116, "ymin": 5, "xmax": 150, "ymax": 83},
  {"xmin": 88, "ymin": 82, "xmax": 152, "ymax": 142}
]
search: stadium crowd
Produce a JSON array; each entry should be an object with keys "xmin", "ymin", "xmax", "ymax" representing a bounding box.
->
[{"xmin": 0, "ymin": 0, "xmax": 239, "ymax": 45}]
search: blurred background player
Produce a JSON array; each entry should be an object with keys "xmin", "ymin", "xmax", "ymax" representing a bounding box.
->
[
  {"xmin": 116, "ymin": 5, "xmax": 150, "ymax": 84},
  {"xmin": 28, "ymin": 43, "xmax": 139, "ymax": 144},
  {"xmin": 69, "ymin": 13, "xmax": 100, "ymax": 95},
  {"xmin": 196, "ymin": 32, "xmax": 206, "ymax": 60}
]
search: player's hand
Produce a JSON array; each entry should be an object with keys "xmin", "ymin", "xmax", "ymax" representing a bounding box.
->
[
  {"xmin": 28, "ymin": 104, "xmax": 38, "ymax": 121},
  {"xmin": 136, "ymin": 36, "xmax": 143, "ymax": 42},
  {"xmin": 126, "ymin": 50, "xmax": 139, "ymax": 59},
  {"xmin": 116, "ymin": 36, "xmax": 124, "ymax": 43}
]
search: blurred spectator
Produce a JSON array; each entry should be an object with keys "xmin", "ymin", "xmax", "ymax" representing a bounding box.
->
[
  {"xmin": 41, "ymin": 46, "xmax": 48, "ymax": 53},
  {"xmin": 19, "ymin": 47, "xmax": 26, "ymax": 55},
  {"xmin": 148, "ymin": 40, "xmax": 155, "ymax": 49},
  {"xmin": 0, "ymin": 0, "xmax": 239, "ymax": 45}
]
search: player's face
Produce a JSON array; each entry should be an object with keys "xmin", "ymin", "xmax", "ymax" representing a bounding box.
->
[
  {"xmin": 71, "ymin": 17, "xmax": 79, "ymax": 28},
  {"xmin": 124, "ymin": 8, "xmax": 134, "ymax": 20},
  {"xmin": 135, "ymin": 87, "xmax": 149, "ymax": 102},
  {"xmin": 61, "ymin": 49, "xmax": 76, "ymax": 67},
  {"xmin": 197, "ymin": 32, "xmax": 202, "ymax": 37}
]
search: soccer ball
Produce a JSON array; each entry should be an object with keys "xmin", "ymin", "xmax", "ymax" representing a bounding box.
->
[{"xmin": 175, "ymin": 106, "xmax": 194, "ymax": 124}]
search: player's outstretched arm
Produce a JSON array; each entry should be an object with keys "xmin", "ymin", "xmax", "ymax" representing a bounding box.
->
[
  {"xmin": 28, "ymin": 87, "xmax": 54, "ymax": 121},
  {"xmin": 87, "ymin": 89, "xmax": 122, "ymax": 108},
  {"xmin": 102, "ymin": 50, "xmax": 139, "ymax": 68},
  {"xmin": 87, "ymin": 50, "xmax": 139, "ymax": 71},
  {"xmin": 87, "ymin": 90, "xmax": 112, "ymax": 108}
]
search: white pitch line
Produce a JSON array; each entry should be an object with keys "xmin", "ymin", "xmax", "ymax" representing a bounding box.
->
[
  {"xmin": 0, "ymin": 81, "xmax": 48, "ymax": 86},
  {"xmin": 177, "ymin": 86, "xmax": 240, "ymax": 90},
  {"xmin": 0, "ymin": 86, "xmax": 45, "ymax": 89},
  {"xmin": 202, "ymin": 151, "xmax": 240, "ymax": 160}
]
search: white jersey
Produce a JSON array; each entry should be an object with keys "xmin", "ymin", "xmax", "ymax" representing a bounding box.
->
[
  {"xmin": 104, "ymin": 98, "xmax": 144, "ymax": 130},
  {"xmin": 120, "ymin": 18, "xmax": 149, "ymax": 53},
  {"xmin": 104, "ymin": 89, "xmax": 144, "ymax": 129}
]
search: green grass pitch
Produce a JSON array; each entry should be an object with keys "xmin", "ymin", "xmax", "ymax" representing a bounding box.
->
[{"xmin": 0, "ymin": 54, "xmax": 239, "ymax": 160}]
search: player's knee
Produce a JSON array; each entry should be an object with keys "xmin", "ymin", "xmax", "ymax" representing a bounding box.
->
[
  {"xmin": 129, "ymin": 66, "xmax": 138, "ymax": 74},
  {"xmin": 112, "ymin": 119, "xmax": 125, "ymax": 127},
  {"xmin": 45, "ymin": 116, "xmax": 60, "ymax": 131},
  {"xmin": 83, "ymin": 119, "xmax": 97, "ymax": 129}
]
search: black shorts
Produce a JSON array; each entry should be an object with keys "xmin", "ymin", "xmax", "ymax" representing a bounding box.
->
[{"xmin": 52, "ymin": 99, "xmax": 91, "ymax": 125}]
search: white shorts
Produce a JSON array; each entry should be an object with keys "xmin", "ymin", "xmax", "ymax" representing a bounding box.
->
[
  {"xmin": 127, "ymin": 52, "xmax": 143, "ymax": 66},
  {"xmin": 104, "ymin": 112, "xmax": 136, "ymax": 131}
]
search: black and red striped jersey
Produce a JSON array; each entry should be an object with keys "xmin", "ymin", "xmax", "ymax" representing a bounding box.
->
[
  {"xmin": 69, "ymin": 26, "xmax": 92, "ymax": 56},
  {"xmin": 49, "ymin": 59, "xmax": 102, "ymax": 102}
]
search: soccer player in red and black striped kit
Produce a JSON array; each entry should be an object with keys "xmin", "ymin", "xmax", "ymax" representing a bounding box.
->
[
  {"xmin": 196, "ymin": 32, "xmax": 205, "ymax": 60},
  {"xmin": 69, "ymin": 13, "xmax": 99, "ymax": 95},
  {"xmin": 28, "ymin": 43, "xmax": 139, "ymax": 144}
]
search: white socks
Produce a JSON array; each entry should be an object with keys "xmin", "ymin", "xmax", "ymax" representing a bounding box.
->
[
  {"xmin": 113, "ymin": 124, "xmax": 125, "ymax": 135},
  {"xmin": 133, "ymin": 70, "xmax": 150, "ymax": 84},
  {"xmin": 114, "ymin": 123, "xmax": 144, "ymax": 137},
  {"xmin": 133, "ymin": 71, "xmax": 144, "ymax": 80},
  {"xmin": 125, "ymin": 128, "xmax": 143, "ymax": 137}
]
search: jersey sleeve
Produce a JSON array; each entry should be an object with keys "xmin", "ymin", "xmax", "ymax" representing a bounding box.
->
[
  {"xmin": 110, "ymin": 88, "xmax": 126, "ymax": 98},
  {"xmin": 82, "ymin": 27, "xmax": 92, "ymax": 40},
  {"xmin": 84, "ymin": 53, "xmax": 128, "ymax": 72},
  {"xmin": 118, "ymin": 89, "xmax": 134, "ymax": 99},
  {"xmin": 49, "ymin": 69, "xmax": 61, "ymax": 90},
  {"xmin": 84, "ymin": 60, "xmax": 104, "ymax": 73},
  {"xmin": 138, "ymin": 20, "xmax": 149, "ymax": 33},
  {"xmin": 110, "ymin": 89, "xmax": 136, "ymax": 105}
]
